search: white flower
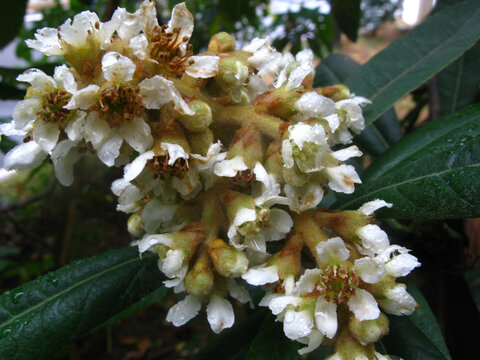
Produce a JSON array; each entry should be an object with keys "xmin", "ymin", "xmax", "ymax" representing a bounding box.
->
[
  {"xmin": 227, "ymin": 206, "xmax": 293, "ymax": 253},
  {"xmin": 275, "ymin": 49, "xmax": 314, "ymax": 90},
  {"xmin": 26, "ymin": 10, "xmax": 120, "ymax": 55},
  {"xmin": 325, "ymin": 164, "xmax": 362, "ymax": 194},
  {"xmin": 191, "ymin": 141, "xmax": 227, "ymax": 189},
  {"xmin": 251, "ymin": 162, "xmax": 289, "ymax": 207},
  {"xmin": 139, "ymin": 1, "xmax": 219, "ymax": 78},
  {"xmin": 284, "ymin": 183, "xmax": 324, "ymax": 213},
  {"xmin": 244, "ymin": 37, "xmax": 283, "ymax": 77},
  {"xmin": 111, "ymin": 178, "xmax": 143, "ymax": 213},
  {"xmin": 331, "ymin": 96, "xmax": 371, "ymax": 145},
  {"xmin": 377, "ymin": 284, "xmax": 417, "ymax": 315},
  {"xmin": 282, "ymin": 122, "xmax": 329, "ymax": 173},
  {"xmin": 71, "ymin": 52, "xmax": 153, "ymax": 166},
  {"xmin": 294, "ymin": 92, "xmax": 336, "ymax": 122}
]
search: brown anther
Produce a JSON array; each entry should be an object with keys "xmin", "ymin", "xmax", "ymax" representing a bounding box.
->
[
  {"xmin": 23, "ymin": 135, "xmax": 32, "ymax": 143},
  {"xmin": 150, "ymin": 154, "xmax": 189, "ymax": 179},
  {"xmin": 231, "ymin": 169, "xmax": 256, "ymax": 186},
  {"xmin": 37, "ymin": 89, "xmax": 72, "ymax": 128},
  {"xmin": 91, "ymin": 84, "xmax": 144, "ymax": 128},
  {"xmin": 94, "ymin": 21, "xmax": 100, "ymax": 30}
]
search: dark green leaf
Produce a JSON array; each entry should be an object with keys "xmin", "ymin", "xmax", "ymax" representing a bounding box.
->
[
  {"xmin": 192, "ymin": 310, "xmax": 268, "ymax": 360},
  {"xmin": 0, "ymin": 0, "xmax": 27, "ymax": 49},
  {"xmin": 0, "ymin": 247, "xmax": 164, "ymax": 360},
  {"xmin": 436, "ymin": 41, "xmax": 480, "ymax": 116},
  {"xmin": 345, "ymin": 0, "xmax": 480, "ymax": 126},
  {"xmin": 245, "ymin": 314, "xmax": 299, "ymax": 360},
  {"xmin": 92, "ymin": 286, "xmax": 171, "ymax": 332},
  {"xmin": 383, "ymin": 284, "xmax": 452, "ymax": 360},
  {"xmin": 330, "ymin": 0, "xmax": 361, "ymax": 42},
  {"xmin": 336, "ymin": 104, "xmax": 480, "ymax": 219},
  {"xmin": 314, "ymin": 54, "xmax": 402, "ymax": 155}
]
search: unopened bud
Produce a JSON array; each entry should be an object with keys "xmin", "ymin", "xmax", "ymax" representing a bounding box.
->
[
  {"xmin": 171, "ymin": 222, "xmax": 206, "ymax": 261},
  {"xmin": 311, "ymin": 209, "xmax": 369, "ymax": 244},
  {"xmin": 253, "ymin": 88, "xmax": 302, "ymax": 119},
  {"xmin": 317, "ymin": 84, "xmax": 351, "ymax": 102},
  {"xmin": 217, "ymin": 56, "xmax": 249, "ymax": 88},
  {"xmin": 177, "ymin": 100, "xmax": 213, "ymax": 133},
  {"xmin": 208, "ymin": 32, "xmax": 236, "ymax": 53},
  {"xmin": 184, "ymin": 254, "xmax": 214, "ymax": 297},
  {"xmin": 187, "ymin": 128, "xmax": 214, "ymax": 156},
  {"xmin": 220, "ymin": 190, "xmax": 256, "ymax": 222},
  {"xmin": 333, "ymin": 328, "xmax": 375, "ymax": 360},
  {"xmin": 227, "ymin": 126, "xmax": 263, "ymax": 168},
  {"xmin": 209, "ymin": 238, "xmax": 249, "ymax": 278},
  {"xmin": 348, "ymin": 313, "xmax": 389, "ymax": 346},
  {"xmin": 127, "ymin": 213, "xmax": 144, "ymax": 237}
]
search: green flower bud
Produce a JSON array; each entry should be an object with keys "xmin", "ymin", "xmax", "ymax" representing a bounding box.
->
[
  {"xmin": 187, "ymin": 128, "xmax": 214, "ymax": 156},
  {"xmin": 209, "ymin": 238, "xmax": 249, "ymax": 278},
  {"xmin": 177, "ymin": 100, "xmax": 213, "ymax": 133},
  {"xmin": 184, "ymin": 253, "xmax": 215, "ymax": 297},
  {"xmin": 127, "ymin": 212, "xmax": 144, "ymax": 238},
  {"xmin": 216, "ymin": 56, "xmax": 249, "ymax": 88},
  {"xmin": 208, "ymin": 32, "xmax": 236, "ymax": 53},
  {"xmin": 171, "ymin": 222, "xmax": 206, "ymax": 261},
  {"xmin": 348, "ymin": 313, "xmax": 389, "ymax": 346},
  {"xmin": 253, "ymin": 88, "xmax": 302, "ymax": 119},
  {"xmin": 334, "ymin": 328, "xmax": 375, "ymax": 360},
  {"xmin": 317, "ymin": 84, "xmax": 351, "ymax": 102},
  {"xmin": 227, "ymin": 126, "xmax": 264, "ymax": 168}
]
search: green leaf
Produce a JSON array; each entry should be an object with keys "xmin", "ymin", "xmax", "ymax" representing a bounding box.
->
[
  {"xmin": 192, "ymin": 310, "xmax": 268, "ymax": 360},
  {"xmin": 345, "ymin": 0, "xmax": 480, "ymax": 126},
  {"xmin": 436, "ymin": 41, "xmax": 480, "ymax": 116},
  {"xmin": 91, "ymin": 286, "xmax": 171, "ymax": 332},
  {"xmin": 330, "ymin": 0, "xmax": 361, "ymax": 42},
  {"xmin": 0, "ymin": 0, "xmax": 28, "ymax": 49},
  {"xmin": 0, "ymin": 247, "xmax": 164, "ymax": 360},
  {"xmin": 314, "ymin": 54, "xmax": 402, "ymax": 156},
  {"xmin": 245, "ymin": 314, "xmax": 299, "ymax": 360},
  {"xmin": 335, "ymin": 104, "xmax": 480, "ymax": 219},
  {"xmin": 383, "ymin": 284, "xmax": 452, "ymax": 360}
]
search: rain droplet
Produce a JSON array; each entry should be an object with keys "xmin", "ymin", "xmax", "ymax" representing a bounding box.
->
[{"xmin": 12, "ymin": 292, "xmax": 23, "ymax": 305}]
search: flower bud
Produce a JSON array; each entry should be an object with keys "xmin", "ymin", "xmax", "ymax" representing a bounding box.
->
[
  {"xmin": 227, "ymin": 126, "xmax": 263, "ymax": 168},
  {"xmin": 127, "ymin": 212, "xmax": 144, "ymax": 237},
  {"xmin": 332, "ymin": 328, "xmax": 375, "ymax": 360},
  {"xmin": 270, "ymin": 233, "xmax": 303, "ymax": 279},
  {"xmin": 177, "ymin": 100, "xmax": 213, "ymax": 133},
  {"xmin": 184, "ymin": 253, "xmax": 215, "ymax": 297},
  {"xmin": 253, "ymin": 88, "xmax": 302, "ymax": 119},
  {"xmin": 317, "ymin": 84, "xmax": 351, "ymax": 102},
  {"xmin": 208, "ymin": 238, "xmax": 249, "ymax": 278},
  {"xmin": 171, "ymin": 222, "xmax": 206, "ymax": 261},
  {"xmin": 220, "ymin": 190, "xmax": 256, "ymax": 222},
  {"xmin": 187, "ymin": 128, "xmax": 214, "ymax": 156},
  {"xmin": 208, "ymin": 32, "xmax": 236, "ymax": 53},
  {"xmin": 348, "ymin": 313, "xmax": 389, "ymax": 346},
  {"xmin": 216, "ymin": 56, "xmax": 249, "ymax": 88},
  {"xmin": 153, "ymin": 117, "xmax": 191, "ymax": 153},
  {"xmin": 311, "ymin": 210, "xmax": 369, "ymax": 244}
]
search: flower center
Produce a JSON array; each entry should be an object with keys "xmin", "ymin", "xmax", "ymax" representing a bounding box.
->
[
  {"xmin": 310, "ymin": 265, "xmax": 358, "ymax": 305},
  {"xmin": 94, "ymin": 83, "xmax": 144, "ymax": 128},
  {"xmin": 150, "ymin": 25, "xmax": 194, "ymax": 74},
  {"xmin": 231, "ymin": 169, "xmax": 256, "ymax": 186},
  {"xmin": 150, "ymin": 155, "xmax": 189, "ymax": 179},
  {"xmin": 238, "ymin": 208, "xmax": 270, "ymax": 237},
  {"xmin": 38, "ymin": 89, "xmax": 72, "ymax": 128}
]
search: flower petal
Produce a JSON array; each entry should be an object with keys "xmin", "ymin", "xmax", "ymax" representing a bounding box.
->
[
  {"xmin": 354, "ymin": 257, "xmax": 387, "ymax": 284},
  {"xmin": 348, "ymin": 288, "xmax": 380, "ymax": 321},
  {"xmin": 123, "ymin": 150, "xmax": 155, "ymax": 181},
  {"xmin": 118, "ymin": 117, "xmax": 153, "ymax": 153},
  {"xmin": 32, "ymin": 121, "xmax": 59, "ymax": 153},
  {"xmin": 316, "ymin": 237, "xmax": 350, "ymax": 263},
  {"xmin": 241, "ymin": 264, "xmax": 279, "ymax": 285},
  {"xmin": 186, "ymin": 55, "xmax": 220, "ymax": 78},
  {"xmin": 97, "ymin": 134, "xmax": 123, "ymax": 166},
  {"xmin": 378, "ymin": 284, "xmax": 416, "ymax": 315},
  {"xmin": 358, "ymin": 200, "xmax": 393, "ymax": 216},
  {"xmin": 166, "ymin": 295, "xmax": 201, "ymax": 326},
  {"xmin": 3, "ymin": 142, "xmax": 46, "ymax": 171},
  {"xmin": 315, "ymin": 298, "xmax": 338, "ymax": 339},
  {"xmin": 102, "ymin": 52, "xmax": 136, "ymax": 82},
  {"xmin": 51, "ymin": 139, "xmax": 81, "ymax": 186},
  {"xmin": 357, "ymin": 224, "xmax": 390, "ymax": 256},
  {"xmin": 207, "ymin": 295, "xmax": 234, "ymax": 334},
  {"xmin": 283, "ymin": 309, "xmax": 314, "ymax": 340}
]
